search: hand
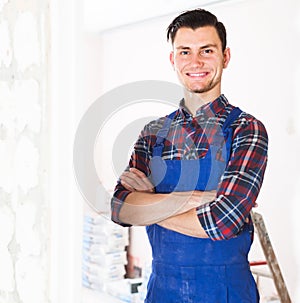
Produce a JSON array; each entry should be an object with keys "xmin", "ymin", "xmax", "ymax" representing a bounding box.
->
[
  {"xmin": 120, "ymin": 168, "xmax": 154, "ymax": 193},
  {"xmin": 245, "ymin": 203, "xmax": 258, "ymax": 223},
  {"xmin": 159, "ymin": 189, "xmax": 217, "ymax": 213},
  {"xmin": 186, "ymin": 190, "xmax": 217, "ymax": 208}
]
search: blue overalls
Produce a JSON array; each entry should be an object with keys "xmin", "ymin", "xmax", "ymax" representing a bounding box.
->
[{"xmin": 145, "ymin": 107, "xmax": 259, "ymax": 303}]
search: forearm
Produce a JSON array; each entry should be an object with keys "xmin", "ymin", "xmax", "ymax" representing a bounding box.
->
[
  {"xmin": 119, "ymin": 190, "xmax": 215, "ymax": 226},
  {"xmin": 157, "ymin": 209, "xmax": 209, "ymax": 238}
]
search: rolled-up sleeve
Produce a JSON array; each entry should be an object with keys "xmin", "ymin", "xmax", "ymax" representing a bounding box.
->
[
  {"xmin": 111, "ymin": 182, "xmax": 132, "ymax": 226},
  {"xmin": 197, "ymin": 116, "xmax": 268, "ymax": 240},
  {"xmin": 111, "ymin": 123, "xmax": 155, "ymax": 226}
]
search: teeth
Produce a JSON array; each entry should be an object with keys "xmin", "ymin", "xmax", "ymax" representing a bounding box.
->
[{"xmin": 189, "ymin": 73, "xmax": 206, "ymax": 77}]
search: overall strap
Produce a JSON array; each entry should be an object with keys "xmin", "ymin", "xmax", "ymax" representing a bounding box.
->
[
  {"xmin": 222, "ymin": 107, "xmax": 242, "ymax": 132},
  {"xmin": 152, "ymin": 107, "xmax": 242, "ymax": 157},
  {"xmin": 152, "ymin": 110, "xmax": 177, "ymax": 157},
  {"xmin": 220, "ymin": 106, "xmax": 243, "ymax": 163}
]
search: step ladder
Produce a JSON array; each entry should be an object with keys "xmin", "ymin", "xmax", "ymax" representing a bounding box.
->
[{"xmin": 250, "ymin": 212, "xmax": 292, "ymax": 303}]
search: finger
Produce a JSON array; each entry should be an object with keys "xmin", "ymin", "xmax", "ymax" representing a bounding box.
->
[
  {"xmin": 129, "ymin": 167, "xmax": 146, "ymax": 177},
  {"xmin": 120, "ymin": 179, "xmax": 135, "ymax": 192},
  {"xmin": 120, "ymin": 172, "xmax": 141, "ymax": 189},
  {"xmin": 193, "ymin": 190, "xmax": 216, "ymax": 204},
  {"xmin": 130, "ymin": 168, "xmax": 154, "ymax": 190},
  {"xmin": 121, "ymin": 171, "xmax": 152, "ymax": 191},
  {"xmin": 120, "ymin": 172, "xmax": 136, "ymax": 191}
]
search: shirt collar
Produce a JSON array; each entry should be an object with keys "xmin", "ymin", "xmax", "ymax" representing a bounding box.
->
[{"xmin": 179, "ymin": 94, "xmax": 229, "ymax": 119}]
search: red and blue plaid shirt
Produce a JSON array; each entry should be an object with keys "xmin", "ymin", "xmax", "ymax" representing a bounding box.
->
[{"xmin": 111, "ymin": 95, "xmax": 268, "ymax": 240}]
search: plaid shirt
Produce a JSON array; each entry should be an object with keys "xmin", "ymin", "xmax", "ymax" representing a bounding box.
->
[{"xmin": 111, "ymin": 95, "xmax": 268, "ymax": 240}]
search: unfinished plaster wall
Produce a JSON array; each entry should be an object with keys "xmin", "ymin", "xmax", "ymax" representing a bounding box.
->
[{"xmin": 0, "ymin": 1, "xmax": 50, "ymax": 302}]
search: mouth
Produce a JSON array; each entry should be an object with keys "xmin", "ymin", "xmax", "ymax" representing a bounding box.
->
[{"xmin": 186, "ymin": 72, "xmax": 209, "ymax": 79}]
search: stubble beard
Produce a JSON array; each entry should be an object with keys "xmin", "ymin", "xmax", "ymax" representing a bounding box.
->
[{"xmin": 189, "ymin": 77, "xmax": 220, "ymax": 94}]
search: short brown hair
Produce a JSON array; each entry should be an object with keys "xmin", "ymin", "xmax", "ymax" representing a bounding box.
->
[{"xmin": 167, "ymin": 9, "xmax": 227, "ymax": 52}]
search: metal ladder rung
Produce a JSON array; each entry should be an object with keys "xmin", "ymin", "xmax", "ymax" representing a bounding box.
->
[
  {"xmin": 251, "ymin": 268, "xmax": 273, "ymax": 279},
  {"xmin": 250, "ymin": 260, "xmax": 272, "ymax": 278}
]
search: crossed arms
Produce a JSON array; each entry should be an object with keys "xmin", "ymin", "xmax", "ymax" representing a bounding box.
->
[
  {"xmin": 111, "ymin": 115, "xmax": 268, "ymax": 240},
  {"xmin": 119, "ymin": 167, "xmax": 215, "ymax": 238}
]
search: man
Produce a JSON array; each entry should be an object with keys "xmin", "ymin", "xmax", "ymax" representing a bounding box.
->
[{"xmin": 111, "ymin": 8, "xmax": 268, "ymax": 303}]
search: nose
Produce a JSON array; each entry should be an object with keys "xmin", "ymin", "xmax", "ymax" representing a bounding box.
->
[{"xmin": 189, "ymin": 53, "xmax": 204, "ymax": 67}]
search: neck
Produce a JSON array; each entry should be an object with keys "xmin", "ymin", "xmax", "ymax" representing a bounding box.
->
[{"xmin": 183, "ymin": 89, "xmax": 221, "ymax": 116}]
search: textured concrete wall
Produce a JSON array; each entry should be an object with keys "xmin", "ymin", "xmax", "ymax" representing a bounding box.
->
[{"xmin": 0, "ymin": 0, "xmax": 50, "ymax": 302}]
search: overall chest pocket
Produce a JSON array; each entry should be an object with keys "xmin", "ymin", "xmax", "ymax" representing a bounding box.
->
[{"xmin": 149, "ymin": 149, "xmax": 226, "ymax": 193}]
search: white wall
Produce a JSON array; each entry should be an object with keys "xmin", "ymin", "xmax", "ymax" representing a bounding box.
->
[
  {"xmin": 81, "ymin": 0, "xmax": 300, "ymax": 301},
  {"xmin": 215, "ymin": 1, "xmax": 300, "ymax": 300},
  {"xmin": 83, "ymin": 0, "xmax": 232, "ymax": 32},
  {"xmin": 49, "ymin": 0, "xmax": 83, "ymax": 303}
]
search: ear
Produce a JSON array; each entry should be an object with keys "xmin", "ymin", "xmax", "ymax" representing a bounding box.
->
[
  {"xmin": 169, "ymin": 51, "xmax": 175, "ymax": 68},
  {"xmin": 223, "ymin": 47, "xmax": 231, "ymax": 69}
]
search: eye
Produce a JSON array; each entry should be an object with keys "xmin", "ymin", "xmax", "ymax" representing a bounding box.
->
[
  {"xmin": 200, "ymin": 49, "xmax": 213, "ymax": 56},
  {"xmin": 179, "ymin": 50, "xmax": 190, "ymax": 55}
]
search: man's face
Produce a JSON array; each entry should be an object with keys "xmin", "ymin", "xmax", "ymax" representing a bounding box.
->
[{"xmin": 170, "ymin": 26, "xmax": 230, "ymax": 96}]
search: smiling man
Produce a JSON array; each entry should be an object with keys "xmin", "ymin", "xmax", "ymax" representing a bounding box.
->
[
  {"xmin": 171, "ymin": 27, "xmax": 229, "ymax": 94},
  {"xmin": 111, "ymin": 9, "xmax": 268, "ymax": 303}
]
